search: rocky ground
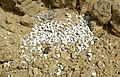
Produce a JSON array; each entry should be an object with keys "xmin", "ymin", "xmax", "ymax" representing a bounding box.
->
[{"xmin": 0, "ymin": 0, "xmax": 120, "ymax": 77}]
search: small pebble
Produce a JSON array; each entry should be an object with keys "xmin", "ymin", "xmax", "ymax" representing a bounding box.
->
[
  {"xmin": 1, "ymin": 35, "xmax": 3, "ymax": 37},
  {"xmin": 7, "ymin": 75, "xmax": 10, "ymax": 77},
  {"xmin": 21, "ymin": 50, "xmax": 24, "ymax": 53},
  {"xmin": 20, "ymin": 46, "xmax": 24, "ymax": 49},
  {"xmin": 91, "ymin": 71, "xmax": 96, "ymax": 77},
  {"xmin": 4, "ymin": 37, "xmax": 7, "ymax": 39},
  {"xmin": 25, "ymin": 47, "xmax": 28, "ymax": 50},
  {"xmin": 7, "ymin": 32, "xmax": 11, "ymax": 35}
]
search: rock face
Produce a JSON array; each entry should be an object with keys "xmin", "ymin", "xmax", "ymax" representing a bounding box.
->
[
  {"xmin": 0, "ymin": 0, "xmax": 46, "ymax": 16},
  {"xmin": 0, "ymin": 0, "xmax": 90, "ymax": 15},
  {"xmin": 110, "ymin": 0, "xmax": 120, "ymax": 36},
  {"xmin": 0, "ymin": 0, "xmax": 24, "ymax": 15},
  {"xmin": 91, "ymin": 0, "xmax": 120, "ymax": 36},
  {"xmin": 50, "ymin": 0, "xmax": 78, "ymax": 9},
  {"xmin": 49, "ymin": 0, "xmax": 63, "ymax": 8},
  {"xmin": 91, "ymin": 0, "xmax": 112, "ymax": 25},
  {"xmin": 20, "ymin": 14, "xmax": 33, "ymax": 27},
  {"xmin": 14, "ymin": 0, "xmax": 46, "ymax": 16}
]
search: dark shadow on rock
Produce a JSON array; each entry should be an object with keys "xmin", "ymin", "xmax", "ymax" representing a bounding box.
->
[
  {"xmin": 103, "ymin": 21, "xmax": 119, "ymax": 37},
  {"xmin": 84, "ymin": 11, "xmax": 93, "ymax": 30},
  {"xmin": 41, "ymin": 0, "xmax": 50, "ymax": 8},
  {"xmin": 0, "ymin": 0, "xmax": 24, "ymax": 16}
]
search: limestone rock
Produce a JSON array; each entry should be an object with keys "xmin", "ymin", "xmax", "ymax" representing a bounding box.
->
[
  {"xmin": 49, "ymin": 0, "xmax": 87, "ymax": 10},
  {"xmin": 110, "ymin": 0, "xmax": 120, "ymax": 36},
  {"xmin": 65, "ymin": 0, "xmax": 77, "ymax": 9},
  {"xmin": 20, "ymin": 14, "xmax": 33, "ymax": 27},
  {"xmin": 110, "ymin": 21, "xmax": 120, "ymax": 36},
  {"xmin": 49, "ymin": 0, "xmax": 62, "ymax": 8},
  {"xmin": 90, "ymin": 21, "xmax": 103, "ymax": 34},
  {"xmin": 80, "ymin": 0, "xmax": 97, "ymax": 14},
  {"xmin": 6, "ymin": 15, "xmax": 20, "ymax": 24},
  {"xmin": 49, "ymin": 0, "xmax": 77, "ymax": 8},
  {"xmin": 0, "ymin": 0, "xmax": 16, "ymax": 11},
  {"xmin": 0, "ymin": 0, "xmax": 24, "ymax": 15},
  {"xmin": 15, "ymin": 1, "xmax": 45, "ymax": 16},
  {"xmin": 112, "ymin": 0, "xmax": 120, "ymax": 22},
  {"xmin": 91, "ymin": 0, "xmax": 120, "ymax": 36},
  {"xmin": 91, "ymin": 0, "xmax": 112, "ymax": 25},
  {"xmin": 0, "ymin": 0, "xmax": 46, "ymax": 16}
]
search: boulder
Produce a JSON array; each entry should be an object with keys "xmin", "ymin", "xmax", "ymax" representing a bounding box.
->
[
  {"xmin": 49, "ymin": 0, "xmax": 62, "ymax": 8},
  {"xmin": 91, "ymin": 0, "xmax": 112, "ymax": 25},
  {"xmin": 110, "ymin": 0, "xmax": 120, "ymax": 36},
  {"xmin": 91, "ymin": 0, "xmax": 120, "ymax": 36},
  {"xmin": 15, "ymin": 1, "xmax": 45, "ymax": 16},
  {"xmin": 0, "ymin": 0, "xmax": 46, "ymax": 16},
  {"xmin": 20, "ymin": 14, "xmax": 33, "ymax": 27}
]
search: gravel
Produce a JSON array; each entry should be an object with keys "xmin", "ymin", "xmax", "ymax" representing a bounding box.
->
[{"xmin": 19, "ymin": 11, "xmax": 97, "ymax": 75}]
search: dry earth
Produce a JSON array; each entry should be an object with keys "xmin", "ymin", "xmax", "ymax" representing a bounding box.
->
[{"xmin": 0, "ymin": 0, "xmax": 120, "ymax": 77}]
